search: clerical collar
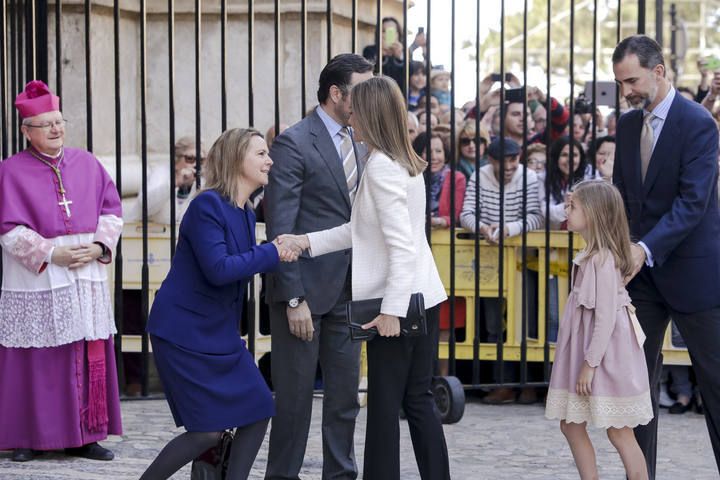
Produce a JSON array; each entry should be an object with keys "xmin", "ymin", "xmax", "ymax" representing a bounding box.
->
[{"xmin": 29, "ymin": 146, "xmax": 64, "ymax": 164}]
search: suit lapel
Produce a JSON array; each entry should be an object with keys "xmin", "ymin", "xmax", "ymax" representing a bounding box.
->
[
  {"xmin": 642, "ymin": 94, "xmax": 681, "ymax": 196},
  {"xmin": 310, "ymin": 111, "xmax": 352, "ymax": 211},
  {"xmin": 625, "ymin": 110, "xmax": 644, "ymax": 209}
]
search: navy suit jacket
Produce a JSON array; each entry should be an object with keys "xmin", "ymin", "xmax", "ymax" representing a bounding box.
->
[
  {"xmin": 614, "ymin": 92, "xmax": 720, "ymax": 313},
  {"xmin": 147, "ymin": 190, "xmax": 279, "ymax": 354}
]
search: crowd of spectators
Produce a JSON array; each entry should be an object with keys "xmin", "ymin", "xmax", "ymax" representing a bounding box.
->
[{"xmin": 117, "ymin": 17, "xmax": 720, "ymax": 409}]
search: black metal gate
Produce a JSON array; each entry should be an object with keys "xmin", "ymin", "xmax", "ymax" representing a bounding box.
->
[{"xmin": 1, "ymin": 1, "xmax": 696, "ymax": 414}]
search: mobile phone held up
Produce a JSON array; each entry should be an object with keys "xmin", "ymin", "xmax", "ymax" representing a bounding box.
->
[
  {"xmin": 491, "ymin": 72, "xmax": 513, "ymax": 83},
  {"xmin": 705, "ymin": 56, "xmax": 720, "ymax": 72},
  {"xmin": 384, "ymin": 26, "xmax": 398, "ymax": 46},
  {"xmin": 505, "ymin": 86, "xmax": 525, "ymax": 104}
]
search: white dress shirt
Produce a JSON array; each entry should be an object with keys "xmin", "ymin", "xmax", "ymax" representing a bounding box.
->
[{"xmin": 638, "ymin": 86, "xmax": 676, "ymax": 267}]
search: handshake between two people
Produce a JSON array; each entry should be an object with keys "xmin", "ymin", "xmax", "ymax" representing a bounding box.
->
[{"xmin": 271, "ymin": 234, "xmax": 311, "ymax": 262}]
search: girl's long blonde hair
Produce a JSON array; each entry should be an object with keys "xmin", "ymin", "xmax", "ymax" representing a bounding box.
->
[
  {"xmin": 203, "ymin": 128, "xmax": 263, "ymax": 207},
  {"xmin": 350, "ymin": 76, "xmax": 427, "ymax": 176},
  {"xmin": 572, "ymin": 179, "xmax": 634, "ymax": 278}
]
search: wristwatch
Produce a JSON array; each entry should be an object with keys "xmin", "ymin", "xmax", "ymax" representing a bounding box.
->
[{"xmin": 288, "ymin": 297, "xmax": 305, "ymax": 308}]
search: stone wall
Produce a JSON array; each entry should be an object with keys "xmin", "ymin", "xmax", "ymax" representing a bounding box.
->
[{"xmin": 46, "ymin": 0, "xmax": 405, "ymax": 157}]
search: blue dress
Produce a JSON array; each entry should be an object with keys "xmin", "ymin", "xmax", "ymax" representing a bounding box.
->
[{"xmin": 147, "ymin": 190, "xmax": 279, "ymax": 432}]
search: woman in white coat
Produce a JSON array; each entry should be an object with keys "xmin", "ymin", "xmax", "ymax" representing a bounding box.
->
[{"xmin": 281, "ymin": 76, "xmax": 451, "ymax": 480}]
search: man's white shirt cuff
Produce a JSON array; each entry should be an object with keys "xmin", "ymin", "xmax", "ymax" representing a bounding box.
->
[{"xmin": 638, "ymin": 241, "xmax": 654, "ymax": 267}]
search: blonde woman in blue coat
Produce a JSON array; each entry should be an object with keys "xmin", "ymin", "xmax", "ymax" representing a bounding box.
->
[{"xmin": 141, "ymin": 128, "xmax": 298, "ymax": 480}]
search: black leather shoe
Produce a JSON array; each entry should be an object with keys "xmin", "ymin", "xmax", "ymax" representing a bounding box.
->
[
  {"xmin": 12, "ymin": 449, "xmax": 37, "ymax": 462},
  {"xmin": 65, "ymin": 442, "xmax": 114, "ymax": 461},
  {"xmin": 669, "ymin": 401, "xmax": 692, "ymax": 414}
]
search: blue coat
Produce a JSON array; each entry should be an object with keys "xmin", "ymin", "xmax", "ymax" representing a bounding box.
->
[
  {"xmin": 148, "ymin": 189, "xmax": 278, "ymax": 353},
  {"xmin": 147, "ymin": 189, "xmax": 279, "ymax": 431},
  {"xmin": 614, "ymin": 93, "xmax": 720, "ymax": 314}
]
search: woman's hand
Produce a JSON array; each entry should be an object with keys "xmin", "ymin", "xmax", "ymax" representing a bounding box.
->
[
  {"xmin": 274, "ymin": 234, "xmax": 309, "ymax": 262},
  {"xmin": 576, "ymin": 361, "xmax": 596, "ymax": 396},
  {"xmin": 363, "ymin": 314, "xmax": 401, "ymax": 337},
  {"xmin": 485, "ymin": 223, "xmax": 508, "ymax": 245},
  {"xmin": 431, "ymin": 216, "xmax": 448, "ymax": 229},
  {"xmin": 175, "ymin": 166, "xmax": 196, "ymax": 188}
]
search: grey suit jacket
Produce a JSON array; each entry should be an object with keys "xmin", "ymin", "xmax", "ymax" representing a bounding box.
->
[{"xmin": 264, "ymin": 108, "xmax": 366, "ymax": 315}]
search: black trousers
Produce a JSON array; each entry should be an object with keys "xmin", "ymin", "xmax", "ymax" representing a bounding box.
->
[
  {"xmin": 630, "ymin": 270, "xmax": 720, "ymax": 479},
  {"xmin": 363, "ymin": 305, "xmax": 450, "ymax": 480}
]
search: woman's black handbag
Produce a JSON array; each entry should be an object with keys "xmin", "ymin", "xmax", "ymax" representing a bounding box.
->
[
  {"xmin": 190, "ymin": 430, "xmax": 234, "ymax": 480},
  {"xmin": 346, "ymin": 293, "xmax": 426, "ymax": 342}
]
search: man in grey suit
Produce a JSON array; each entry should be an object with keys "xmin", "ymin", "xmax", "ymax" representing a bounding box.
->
[{"xmin": 264, "ymin": 54, "xmax": 373, "ymax": 480}]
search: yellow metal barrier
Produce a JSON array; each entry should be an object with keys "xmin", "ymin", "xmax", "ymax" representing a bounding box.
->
[
  {"xmin": 430, "ymin": 229, "xmax": 691, "ymax": 366},
  {"xmin": 110, "ymin": 222, "xmax": 271, "ymax": 361},
  {"xmin": 112, "ymin": 224, "xmax": 691, "ymax": 366}
]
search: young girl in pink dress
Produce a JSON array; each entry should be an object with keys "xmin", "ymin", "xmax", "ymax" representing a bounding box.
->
[{"xmin": 545, "ymin": 179, "xmax": 653, "ymax": 480}]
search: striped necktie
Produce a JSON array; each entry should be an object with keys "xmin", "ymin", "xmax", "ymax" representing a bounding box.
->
[{"xmin": 339, "ymin": 127, "xmax": 358, "ymax": 202}]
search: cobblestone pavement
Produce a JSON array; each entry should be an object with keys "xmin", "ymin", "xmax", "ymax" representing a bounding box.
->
[{"xmin": 1, "ymin": 396, "xmax": 716, "ymax": 479}]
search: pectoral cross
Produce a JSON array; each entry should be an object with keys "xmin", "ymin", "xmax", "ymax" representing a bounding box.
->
[
  {"xmin": 59, "ymin": 194, "xmax": 73, "ymax": 217},
  {"xmin": 28, "ymin": 148, "xmax": 74, "ymax": 219}
]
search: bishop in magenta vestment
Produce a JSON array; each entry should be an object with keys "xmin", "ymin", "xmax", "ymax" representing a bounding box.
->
[{"xmin": 0, "ymin": 80, "xmax": 123, "ymax": 460}]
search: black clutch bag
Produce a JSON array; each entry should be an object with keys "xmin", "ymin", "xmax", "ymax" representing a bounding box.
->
[{"xmin": 346, "ymin": 293, "xmax": 426, "ymax": 342}]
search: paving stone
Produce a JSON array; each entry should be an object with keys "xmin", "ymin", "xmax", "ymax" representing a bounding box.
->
[{"xmin": 0, "ymin": 398, "xmax": 716, "ymax": 479}]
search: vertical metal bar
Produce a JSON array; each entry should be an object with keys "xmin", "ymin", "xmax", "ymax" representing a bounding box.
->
[
  {"xmin": 402, "ymin": 0, "xmax": 408, "ymax": 98},
  {"xmin": 274, "ymin": 0, "xmax": 279, "ymax": 134},
  {"xmin": 543, "ymin": 0, "xmax": 552, "ymax": 381},
  {"xmin": 567, "ymin": 0, "xmax": 575, "ymax": 291},
  {"xmin": 1, "ymin": 0, "xmax": 8, "ymax": 159},
  {"xmin": 326, "ymin": 0, "xmax": 332, "ymax": 63},
  {"xmin": 655, "ymin": 0, "xmax": 663, "ymax": 45},
  {"xmin": 248, "ymin": 0, "xmax": 254, "ymax": 127},
  {"xmin": 375, "ymin": 0, "xmax": 382, "ymax": 75},
  {"xmin": 638, "ymin": 0, "xmax": 646, "ymax": 34},
  {"xmin": 301, "ymin": 0, "xmax": 307, "ymax": 116},
  {"xmin": 139, "ymin": 0, "xmax": 150, "ymax": 398},
  {"xmin": 112, "ymin": 0, "xmax": 125, "ymax": 390},
  {"xmin": 247, "ymin": 0, "xmax": 258, "ymax": 345},
  {"xmin": 615, "ymin": 0, "xmax": 621, "ymax": 118},
  {"xmin": 10, "ymin": 0, "xmax": 17, "ymax": 154},
  {"xmin": 55, "ymin": 0, "xmax": 62, "ymax": 101},
  {"xmin": 351, "ymin": 0, "xmax": 357, "ymax": 53},
  {"xmin": 168, "ymin": 0, "xmax": 177, "ymax": 258},
  {"xmin": 220, "ymin": 0, "xmax": 227, "ymax": 131},
  {"xmin": 85, "ymin": 0, "xmax": 92, "ymax": 151},
  {"xmin": 25, "ymin": 0, "xmax": 35, "ymax": 81},
  {"xmin": 497, "ymin": 0, "xmax": 506, "ymax": 385},
  {"xmin": 591, "ymin": 0, "xmax": 597, "ymax": 175},
  {"xmin": 17, "ymin": 0, "xmax": 24, "ymax": 93},
  {"xmin": 194, "ymin": 0, "xmax": 202, "ymax": 187},
  {"xmin": 218, "ymin": 0, "xmax": 227, "ymax": 131},
  {"xmin": 670, "ymin": 4, "xmax": 677, "ymax": 78},
  {"xmin": 423, "ymin": 0, "xmax": 431, "ymax": 244},
  {"xmin": 472, "ymin": 0, "xmax": 481, "ymax": 386},
  {"xmin": 519, "ymin": 0, "xmax": 528, "ymax": 387},
  {"xmin": 448, "ymin": 0, "xmax": 456, "ymax": 377},
  {"xmin": 34, "ymin": 0, "xmax": 47, "ymax": 84}
]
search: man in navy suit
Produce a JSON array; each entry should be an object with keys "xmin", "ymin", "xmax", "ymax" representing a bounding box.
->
[{"xmin": 613, "ymin": 35, "xmax": 720, "ymax": 478}]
